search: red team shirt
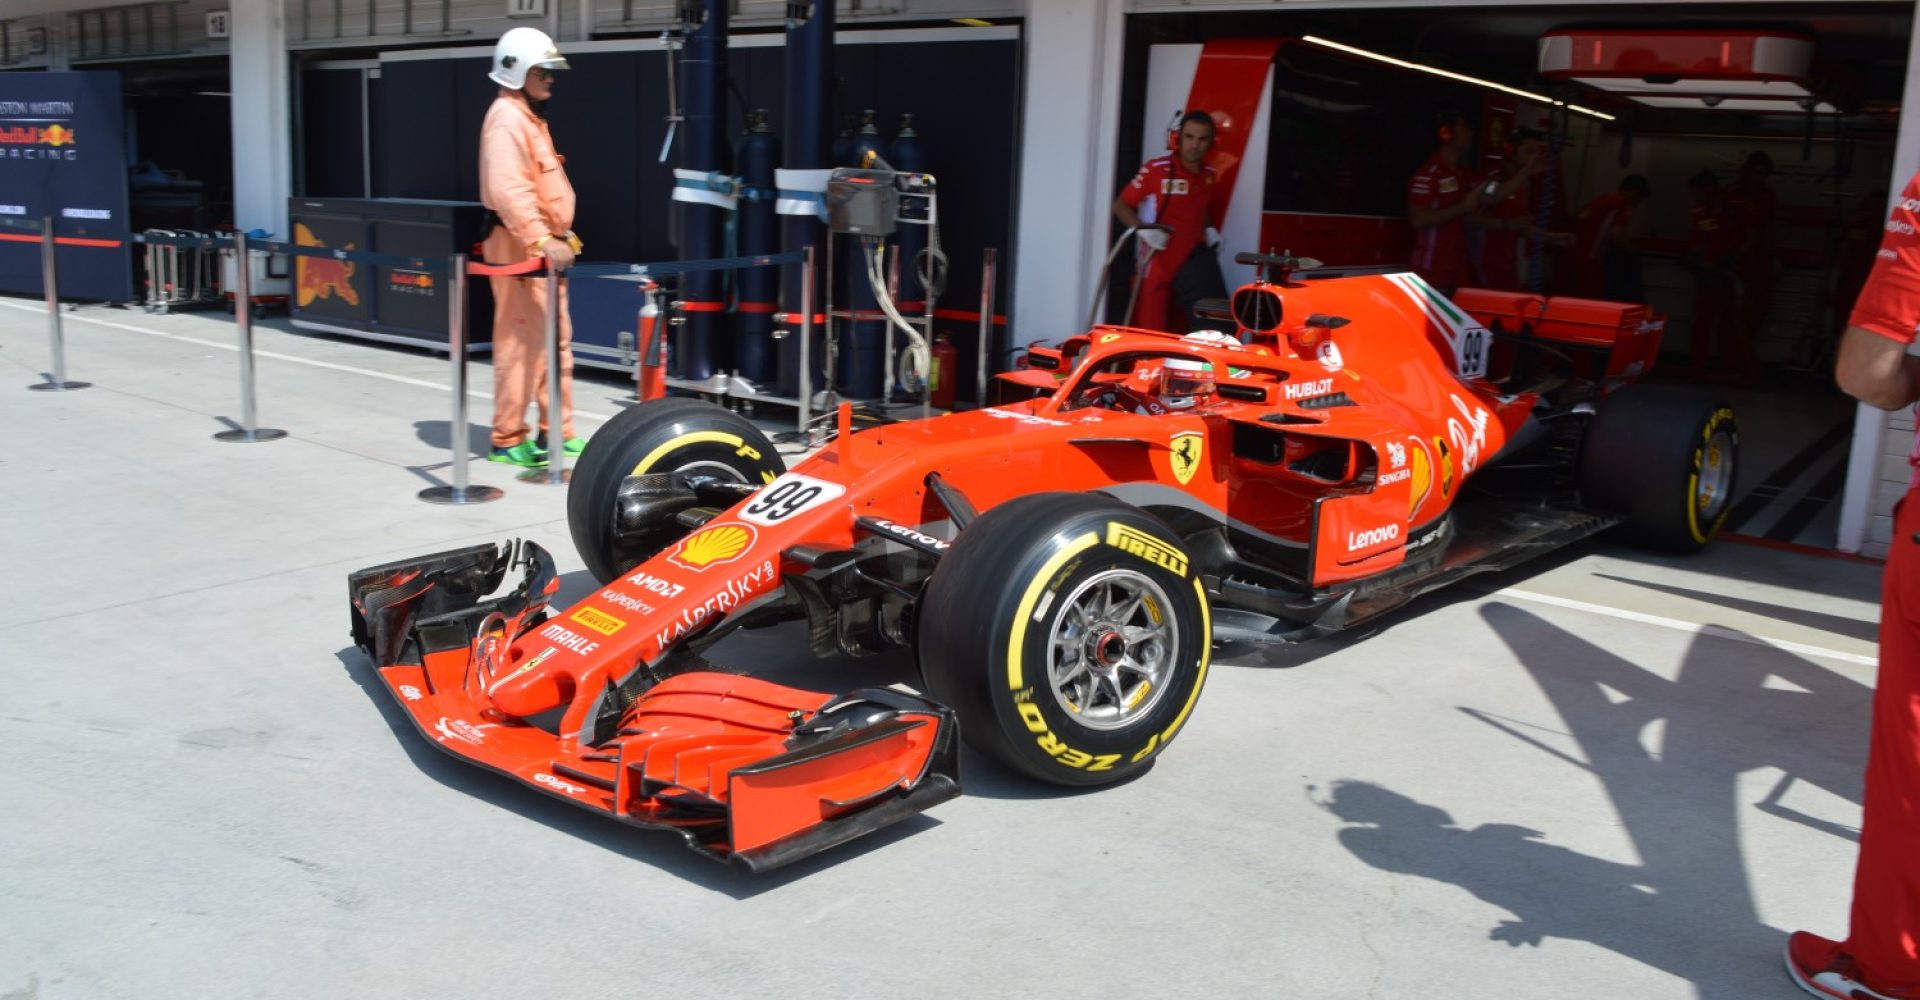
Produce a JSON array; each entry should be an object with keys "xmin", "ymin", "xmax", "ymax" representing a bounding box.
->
[
  {"xmin": 1120, "ymin": 154, "xmax": 1224, "ymax": 269},
  {"xmin": 1852, "ymin": 175, "xmax": 1920, "ymax": 480},
  {"xmin": 1690, "ymin": 202, "xmax": 1746, "ymax": 268},
  {"xmin": 1476, "ymin": 164, "xmax": 1534, "ymax": 290},
  {"xmin": 1409, "ymin": 153, "xmax": 1474, "ymax": 291}
]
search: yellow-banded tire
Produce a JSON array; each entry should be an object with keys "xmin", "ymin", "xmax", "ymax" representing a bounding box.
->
[
  {"xmin": 567, "ymin": 399, "xmax": 785, "ymax": 583},
  {"xmin": 1578, "ymin": 385, "xmax": 1739, "ymax": 552},
  {"xmin": 917, "ymin": 493, "xmax": 1211, "ymax": 786}
]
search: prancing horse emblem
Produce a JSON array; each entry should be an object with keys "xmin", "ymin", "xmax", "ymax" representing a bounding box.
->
[{"xmin": 1170, "ymin": 432, "xmax": 1204, "ymax": 487}]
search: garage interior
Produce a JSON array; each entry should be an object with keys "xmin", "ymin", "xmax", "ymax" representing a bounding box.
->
[{"xmin": 1116, "ymin": 2, "xmax": 1912, "ymax": 551}]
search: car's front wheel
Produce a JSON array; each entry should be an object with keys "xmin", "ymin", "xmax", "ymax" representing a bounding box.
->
[{"xmin": 917, "ymin": 493, "xmax": 1212, "ymax": 786}]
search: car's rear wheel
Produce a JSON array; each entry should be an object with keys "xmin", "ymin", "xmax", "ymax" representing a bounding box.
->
[
  {"xmin": 1579, "ymin": 385, "xmax": 1739, "ymax": 552},
  {"xmin": 568, "ymin": 399, "xmax": 785, "ymax": 583},
  {"xmin": 917, "ymin": 493, "xmax": 1211, "ymax": 786}
]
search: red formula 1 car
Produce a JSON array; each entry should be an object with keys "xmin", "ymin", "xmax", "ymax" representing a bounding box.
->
[{"xmin": 349, "ymin": 252, "xmax": 1738, "ymax": 871}]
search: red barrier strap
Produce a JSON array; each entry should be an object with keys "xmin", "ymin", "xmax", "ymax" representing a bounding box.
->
[
  {"xmin": 466, "ymin": 258, "xmax": 548, "ymax": 277},
  {"xmin": 677, "ymin": 300, "xmax": 728, "ymax": 313},
  {"xmin": 0, "ymin": 233, "xmax": 124, "ymax": 248},
  {"xmin": 932, "ymin": 308, "xmax": 1008, "ymax": 326},
  {"xmin": 736, "ymin": 301, "xmax": 779, "ymax": 314}
]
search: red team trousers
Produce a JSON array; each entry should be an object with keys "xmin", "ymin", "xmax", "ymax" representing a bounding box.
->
[{"xmin": 1839, "ymin": 170, "xmax": 1920, "ymax": 992}]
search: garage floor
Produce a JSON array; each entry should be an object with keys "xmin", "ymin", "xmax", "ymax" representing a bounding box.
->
[{"xmin": 0, "ymin": 295, "xmax": 1884, "ymax": 1000}]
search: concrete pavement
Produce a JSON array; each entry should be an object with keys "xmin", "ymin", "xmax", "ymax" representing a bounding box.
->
[{"xmin": 0, "ymin": 295, "xmax": 1883, "ymax": 1000}]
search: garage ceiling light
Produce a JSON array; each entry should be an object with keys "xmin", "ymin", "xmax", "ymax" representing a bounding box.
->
[
  {"xmin": 1625, "ymin": 94, "xmax": 1838, "ymax": 113},
  {"xmin": 1302, "ymin": 34, "xmax": 1616, "ymax": 121}
]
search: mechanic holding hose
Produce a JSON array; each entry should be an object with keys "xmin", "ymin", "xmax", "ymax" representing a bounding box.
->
[
  {"xmin": 1111, "ymin": 111, "xmax": 1230, "ymax": 333},
  {"xmin": 479, "ymin": 27, "xmax": 586, "ymax": 468},
  {"xmin": 1786, "ymin": 171, "xmax": 1920, "ymax": 1000}
]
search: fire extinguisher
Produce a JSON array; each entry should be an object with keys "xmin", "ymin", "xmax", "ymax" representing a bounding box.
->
[
  {"xmin": 637, "ymin": 281, "xmax": 668, "ymax": 402},
  {"xmin": 929, "ymin": 330, "xmax": 959, "ymax": 410}
]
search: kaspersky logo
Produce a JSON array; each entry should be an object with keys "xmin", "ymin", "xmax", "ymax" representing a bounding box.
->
[{"xmin": 294, "ymin": 222, "xmax": 361, "ymax": 307}]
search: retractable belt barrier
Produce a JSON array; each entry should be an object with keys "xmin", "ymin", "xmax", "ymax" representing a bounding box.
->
[{"xmin": 16, "ymin": 221, "xmax": 824, "ymax": 495}]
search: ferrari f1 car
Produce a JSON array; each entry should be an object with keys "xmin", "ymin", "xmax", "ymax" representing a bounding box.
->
[{"xmin": 349, "ymin": 252, "xmax": 1738, "ymax": 870}]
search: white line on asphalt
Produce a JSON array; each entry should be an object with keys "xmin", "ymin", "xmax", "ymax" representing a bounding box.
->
[
  {"xmin": 1496, "ymin": 587, "xmax": 1877, "ymax": 667},
  {"xmin": 0, "ymin": 300, "xmax": 618, "ymax": 423}
]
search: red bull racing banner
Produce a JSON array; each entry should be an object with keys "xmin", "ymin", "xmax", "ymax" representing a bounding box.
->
[{"xmin": 0, "ymin": 71, "xmax": 132, "ymax": 302}]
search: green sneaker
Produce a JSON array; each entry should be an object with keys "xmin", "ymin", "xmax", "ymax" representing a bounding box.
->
[
  {"xmin": 563, "ymin": 436, "xmax": 588, "ymax": 456},
  {"xmin": 488, "ymin": 440, "xmax": 548, "ymax": 468}
]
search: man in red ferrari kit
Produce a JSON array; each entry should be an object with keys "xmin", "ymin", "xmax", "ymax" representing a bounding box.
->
[
  {"xmin": 1785, "ymin": 172, "xmax": 1920, "ymax": 1000},
  {"xmin": 1112, "ymin": 111, "xmax": 1229, "ymax": 332},
  {"xmin": 1407, "ymin": 112, "xmax": 1485, "ymax": 294}
]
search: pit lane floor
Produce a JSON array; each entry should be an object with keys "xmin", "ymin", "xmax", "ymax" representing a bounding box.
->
[{"xmin": 0, "ymin": 296, "xmax": 1883, "ymax": 1000}]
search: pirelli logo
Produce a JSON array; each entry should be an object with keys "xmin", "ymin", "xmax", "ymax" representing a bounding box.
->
[
  {"xmin": 570, "ymin": 607, "xmax": 628, "ymax": 636},
  {"xmin": 1105, "ymin": 522, "xmax": 1188, "ymax": 578}
]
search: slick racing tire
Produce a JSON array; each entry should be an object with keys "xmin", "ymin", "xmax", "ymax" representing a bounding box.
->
[
  {"xmin": 917, "ymin": 493, "xmax": 1211, "ymax": 786},
  {"xmin": 568, "ymin": 398, "xmax": 785, "ymax": 583},
  {"xmin": 1579, "ymin": 385, "xmax": 1738, "ymax": 552}
]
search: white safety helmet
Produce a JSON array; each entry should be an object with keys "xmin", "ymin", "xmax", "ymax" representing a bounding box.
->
[
  {"xmin": 1161, "ymin": 356, "xmax": 1216, "ymax": 409},
  {"xmin": 489, "ymin": 27, "xmax": 570, "ymax": 89}
]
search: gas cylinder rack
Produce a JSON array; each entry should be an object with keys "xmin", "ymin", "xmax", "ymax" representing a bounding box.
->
[{"xmin": 620, "ymin": 165, "xmax": 995, "ymax": 446}]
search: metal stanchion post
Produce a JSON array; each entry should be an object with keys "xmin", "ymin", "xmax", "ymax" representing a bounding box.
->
[
  {"xmin": 976, "ymin": 247, "xmax": 997, "ymax": 409},
  {"xmin": 28, "ymin": 216, "xmax": 89, "ymax": 392},
  {"xmin": 519, "ymin": 268, "xmax": 569, "ymax": 485},
  {"xmin": 214, "ymin": 232, "xmax": 286, "ymax": 442},
  {"xmin": 421, "ymin": 253, "xmax": 502, "ymax": 504},
  {"xmin": 799, "ymin": 245, "xmax": 815, "ymax": 445}
]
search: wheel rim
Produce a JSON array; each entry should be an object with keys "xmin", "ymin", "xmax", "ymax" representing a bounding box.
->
[
  {"xmin": 671, "ymin": 460, "xmax": 748, "ymax": 481},
  {"xmin": 1045, "ymin": 568, "xmax": 1178, "ymax": 731},
  {"xmin": 1696, "ymin": 428, "xmax": 1735, "ymax": 523}
]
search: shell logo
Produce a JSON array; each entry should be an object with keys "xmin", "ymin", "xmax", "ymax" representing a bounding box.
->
[
  {"xmin": 1407, "ymin": 438, "xmax": 1433, "ymax": 517},
  {"xmin": 667, "ymin": 522, "xmax": 757, "ymax": 571}
]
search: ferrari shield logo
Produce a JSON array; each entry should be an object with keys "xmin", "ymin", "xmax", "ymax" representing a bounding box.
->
[{"xmin": 1169, "ymin": 432, "xmax": 1204, "ymax": 486}]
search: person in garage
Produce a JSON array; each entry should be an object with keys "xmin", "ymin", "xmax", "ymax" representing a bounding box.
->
[
  {"xmin": 1682, "ymin": 170, "xmax": 1752, "ymax": 381},
  {"xmin": 1726, "ymin": 150, "xmax": 1779, "ymax": 347},
  {"xmin": 1471, "ymin": 126, "xmax": 1572, "ymax": 292},
  {"xmin": 1569, "ymin": 174, "xmax": 1651, "ymax": 302},
  {"xmin": 1786, "ymin": 174, "xmax": 1920, "ymax": 1000},
  {"xmin": 1407, "ymin": 112, "xmax": 1486, "ymax": 295},
  {"xmin": 479, "ymin": 26, "xmax": 586, "ymax": 468},
  {"xmin": 1111, "ymin": 111, "xmax": 1230, "ymax": 332}
]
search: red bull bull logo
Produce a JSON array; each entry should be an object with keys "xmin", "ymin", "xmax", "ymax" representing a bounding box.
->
[
  {"xmin": 294, "ymin": 222, "xmax": 361, "ymax": 308},
  {"xmin": 0, "ymin": 123, "xmax": 78, "ymax": 160}
]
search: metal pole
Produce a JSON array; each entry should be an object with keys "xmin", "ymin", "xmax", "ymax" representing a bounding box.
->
[
  {"xmin": 28, "ymin": 216, "xmax": 89, "ymax": 391},
  {"xmin": 520, "ymin": 268, "xmax": 569, "ymax": 484},
  {"xmin": 421, "ymin": 253, "xmax": 501, "ymax": 504},
  {"xmin": 799, "ymin": 245, "xmax": 814, "ymax": 445},
  {"xmin": 216, "ymin": 232, "xmax": 286, "ymax": 441},
  {"xmin": 976, "ymin": 247, "xmax": 997, "ymax": 410}
]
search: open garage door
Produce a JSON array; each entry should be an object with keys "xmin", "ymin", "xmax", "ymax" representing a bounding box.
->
[{"xmin": 1113, "ymin": 3, "xmax": 1912, "ymax": 554}]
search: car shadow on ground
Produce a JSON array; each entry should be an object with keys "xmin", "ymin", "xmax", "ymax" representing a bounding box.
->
[
  {"xmin": 1319, "ymin": 601, "xmax": 1870, "ymax": 997},
  {"xmin": 332, "ymin": 644, "xmax": 945, "ymax": 897}
]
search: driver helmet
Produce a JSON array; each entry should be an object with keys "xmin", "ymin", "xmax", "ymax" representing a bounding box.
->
[{"xmin": 1162, "ymin": 356, "xmax": 1216, "ymax": 409}]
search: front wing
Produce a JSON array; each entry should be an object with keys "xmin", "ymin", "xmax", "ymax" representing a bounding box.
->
[{"xmin": 348, "ymin": 541, "xmax": 961, "ymax": 872}]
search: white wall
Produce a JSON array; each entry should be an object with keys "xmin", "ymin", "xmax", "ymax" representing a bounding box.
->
[
  {"xmin": 1009, "ymin": 0, "xmax": 1123, "ymax": 347},
  {"xmin": 228, "ymin": 0, "xmax": 291, "ymax": 235}
]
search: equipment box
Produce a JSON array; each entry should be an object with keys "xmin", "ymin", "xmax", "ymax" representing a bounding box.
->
[{"xmin": 288, "ymin": 197, "xmax": 492, "ymax": 351}]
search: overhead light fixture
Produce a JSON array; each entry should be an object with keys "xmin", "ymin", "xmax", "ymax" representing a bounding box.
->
[{"xmin": 1302, "ymin": 35, "xmax": 1616, "ymax": 122}]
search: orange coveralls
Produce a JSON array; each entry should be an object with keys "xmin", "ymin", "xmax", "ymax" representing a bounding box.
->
[{"xmin": 479, "ymin": 88, "xmax": 576, "ymax": 449}]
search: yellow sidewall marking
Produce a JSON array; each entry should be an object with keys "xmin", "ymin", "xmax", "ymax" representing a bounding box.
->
[
  {"xmin": 1157, "ymin": 576, "xmax": 1212, "ymax": 744},
  {"xmin": 632, "ymin": 431, "xmax": 745, "ymax": 476},
  {"xmin": 1007, "ymin": 531, "xmax": 1101, "ymax": 691}
]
